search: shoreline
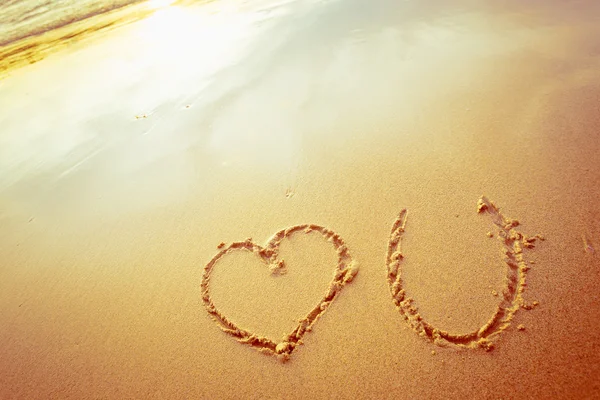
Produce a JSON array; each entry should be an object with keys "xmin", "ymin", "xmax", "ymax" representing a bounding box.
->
[{"xmin": 0, "ymin": 0, "xmax": 215, "ymax": 78}]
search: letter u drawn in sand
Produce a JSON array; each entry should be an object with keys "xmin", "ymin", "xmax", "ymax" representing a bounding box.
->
[{"xmin": 386, "ymin": 196, "xmax": 544, "ymax": 350}]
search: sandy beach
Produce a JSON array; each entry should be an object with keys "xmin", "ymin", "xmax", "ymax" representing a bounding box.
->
[{"xmin": 1, "ymin": 0, "xmax": 599, "ymax": 398}]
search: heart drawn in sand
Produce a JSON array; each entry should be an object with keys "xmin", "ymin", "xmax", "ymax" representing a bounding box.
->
[{"xmin": 201, "ymin": 224, "xmax": 358, "ymax": 361}]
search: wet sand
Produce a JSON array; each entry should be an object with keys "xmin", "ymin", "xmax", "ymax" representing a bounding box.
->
[{"xmin": 1, "ymin": 0, "xmax": 600, "ymax": 398}]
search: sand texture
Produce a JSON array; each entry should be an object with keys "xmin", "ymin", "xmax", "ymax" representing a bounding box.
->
[{"xmin": 1, "ymin": 0, "xmax": 600, "ymax": 398}]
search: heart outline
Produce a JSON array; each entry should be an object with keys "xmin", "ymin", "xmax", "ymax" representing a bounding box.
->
[{"xmin": 201, "ymin": 224, "xmax": 358, "ymax": 361}]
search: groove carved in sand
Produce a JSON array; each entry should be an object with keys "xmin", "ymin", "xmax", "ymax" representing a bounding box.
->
[
  {"xmin": 386, "ymin": 196, "xmax": 543, "ymax": 350},
  {"xmin": 201, "ymin": 224, "xmax": 358, "ymax": 361}
]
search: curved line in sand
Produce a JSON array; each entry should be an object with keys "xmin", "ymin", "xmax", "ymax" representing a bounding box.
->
[
  {"xmin": 386, "ymin": 196, "xmax": 543, "ymax": 350},
  {"xmin": 201, "ymin": 224, "xmax": 358, "ymax": 361}
]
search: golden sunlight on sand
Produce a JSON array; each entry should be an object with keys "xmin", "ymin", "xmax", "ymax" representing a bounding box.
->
[{"xmin": 0, "ymin": 0, "xmax": 599, "ymax": 398}]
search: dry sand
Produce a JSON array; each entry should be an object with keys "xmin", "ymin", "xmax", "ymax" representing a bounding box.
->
[{"xmin": 1, "ymin": 0, "xmax": 600, "ymax": 398}]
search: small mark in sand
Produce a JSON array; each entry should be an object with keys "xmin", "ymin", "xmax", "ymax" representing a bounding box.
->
[
  {"xmin": 269, "ymin": 260, "xmax": 287, "ymax": 276},
  {"xmin": 517, "ymin": 324, "xmax": 525, "ymax": 331},
  {"xmin": 135, "ymin": 114, "xmax": 148, "ymax": 120},
  {"xmin": 184, "ymin": 104, "xmax": 191, "ymax": 109},
  {"xmin": 28, "ymin": 217, "xmax": 34, "ymax": 223},
  {"xmin": 217, "ymin": 242, "xmax": 226, "ymax": 249},
  {"xmin": 486, "ymin": 231, "xmax": 494, "ymax": 238},
  {"xmin": 582, "ymin": 235, "xmax": 595, "ymax": 254},
  {"xmin": 285, "ymin": 188, "xmax": 295, "ymax": 199},
  {"xmin": 476, "ymin": 197, "xmax": 488, "ymax": 213}
]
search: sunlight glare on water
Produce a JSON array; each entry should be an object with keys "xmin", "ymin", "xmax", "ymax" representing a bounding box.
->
[
  {"xmin": 125, "ymin": 1, "xmax": 304, "ymax": 171},
  {"xmin": 0, "ymin": 0, "xmax": 276, "ymax": 190},
  {"xmin": 133, "ymin": 3, "xmax": 255, "ymax": 80},
  {"xmin": 146, "ymin": 0, "xmax": 176, "ymax": 9}
]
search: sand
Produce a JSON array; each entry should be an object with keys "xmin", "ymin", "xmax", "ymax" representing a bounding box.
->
[{"xmin": 1, "ymin": 0, "xmax": 600, "ymax": 398}]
